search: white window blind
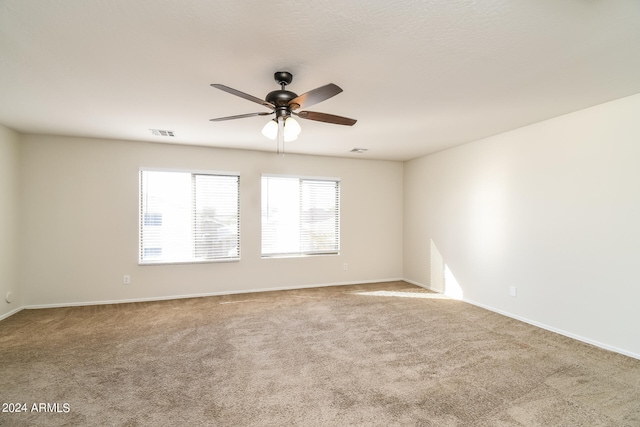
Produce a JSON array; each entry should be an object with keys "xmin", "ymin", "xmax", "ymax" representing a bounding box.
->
[
  {"xmin": 262, "ymin": 175, "xmax": 340, "ymax": 257},
  {"xmin": 140, "ymin": 170, "xmax": 239, "ymax": 264}
]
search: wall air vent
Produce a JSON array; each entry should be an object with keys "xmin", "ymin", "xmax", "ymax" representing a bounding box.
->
[
  {"xmin": 150, "ymin": 129, "xmax": 175, "ymax": 137},
  {"xmin": 350, "ymin": 148, "xmax": 368, "ymax": 153}
]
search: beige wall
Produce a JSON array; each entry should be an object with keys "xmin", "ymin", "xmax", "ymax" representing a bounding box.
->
[
  {"xmin": 0, "ymin": 125, "xmax": 21, "ymax": 319},
  {"xmin": 18, "ymin": 135, "xmax": 403, "ymax": 306},
  {"xmin": 6, "ymin": 92, "xmax": 640, "ymax": 359},
  {"xmin": 404, "ymin": 93, "xmax": 640, "ymax": 358}
]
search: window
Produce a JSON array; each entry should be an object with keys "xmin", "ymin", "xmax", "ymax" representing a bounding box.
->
[
  {"xmin": 262, "ymin": 175, "xmax": 340, "ymax": 257},
  {"xmin": 140, "ymin": 170, "xmax": 240, "ymax": 264}
]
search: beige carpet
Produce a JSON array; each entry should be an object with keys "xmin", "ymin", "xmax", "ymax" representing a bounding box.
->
[{"xmin": 1, "ymin": 281, "xmax": 639, "ymax": 426}]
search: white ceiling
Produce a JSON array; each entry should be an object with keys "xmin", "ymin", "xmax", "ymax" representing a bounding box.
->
[{"xmin": 1, "ymin": 0, "xmax": 640, "ymax": 161}]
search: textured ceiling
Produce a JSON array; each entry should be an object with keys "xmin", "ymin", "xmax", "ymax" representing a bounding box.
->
[{"xmin": 1, "ymin": 0, "xmax": 640, "ymax": 161}]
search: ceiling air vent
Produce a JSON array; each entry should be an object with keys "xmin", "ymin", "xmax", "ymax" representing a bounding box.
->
[
  {"xmin": 350, "ymin": 148, "xmax": 368, "ymax": 153},
  {"xmin": 150, "ymin": 129, "xmax": 175, "ymax": 137}
]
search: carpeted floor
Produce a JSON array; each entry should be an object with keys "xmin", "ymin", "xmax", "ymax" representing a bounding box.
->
[{"xmin": 1, "ymin": 281, "xmax": 639, "ymax": 426}]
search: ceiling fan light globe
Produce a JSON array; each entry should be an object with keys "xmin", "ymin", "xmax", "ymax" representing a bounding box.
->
[
  {"xmin": 285, "ymin": 117, "xmax": 302, "ymax": 137},
  {"xmin": 261, "ymin": 120, "xmax": 278, "ymax": 140}
]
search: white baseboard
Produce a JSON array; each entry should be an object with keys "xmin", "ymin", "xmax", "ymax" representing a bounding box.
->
[
  {"xmin": 402, "ymin": 278, "xmax": 640, "ymax": 361},
  {"xmin": 461, "ymin": 296, "xmax": 640, "ymax": 361},
  {"xmin": 0, "ymin": 306, "xmax": 23, "ymax": 321},
  {"xmin": 21, "ymin": 278, "xmax": 405, "ymax": 310},
  {"xmin": 402, "ymin": 278, "xmax": 432, "ymax": 290},
  {"xmin": 7, "ymin": 277, "xmax": 639, "ymax": 361}
]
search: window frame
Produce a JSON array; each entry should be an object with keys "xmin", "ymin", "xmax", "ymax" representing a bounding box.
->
[
  {"xmin": 139, "ymin": 168, "xmax": 241, "ymax": 265},
  {"xmin": 261, "ymin": 173, "xmax": 341, "ymax": 259}
]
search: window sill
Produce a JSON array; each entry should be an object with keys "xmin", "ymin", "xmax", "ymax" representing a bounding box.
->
[
  {"xmin": 139, "ymin": 258, "xmax": 240, "ymax": 266},
  {"xmin": 261, "ymin": 252, "xmax": 339, "ymax": 259}
]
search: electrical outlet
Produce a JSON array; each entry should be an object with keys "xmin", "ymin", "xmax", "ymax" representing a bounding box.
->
[
  {"xmin": 123, "ymin": 275, "xmax": 131, "ymax": 285},
  {"xmin": 509, "ymin": 286, "xmax": 517, "ymax": 297},
  {"xmin": 343, "ymin": 263, "xmax": 348, "ymax": 271}
]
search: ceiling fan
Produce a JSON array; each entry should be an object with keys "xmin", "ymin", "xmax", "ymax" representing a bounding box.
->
[{"xmin": 209, "ymin": 71, "xmax": 356, "ymax": 145}]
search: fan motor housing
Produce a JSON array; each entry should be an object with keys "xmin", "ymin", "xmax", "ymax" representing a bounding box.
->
[{"xmin": 265, "ymin": 90, "xmax": 298, "ymax": 107}]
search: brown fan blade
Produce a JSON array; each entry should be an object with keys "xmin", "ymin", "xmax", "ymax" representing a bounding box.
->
[
  {"xmin": 210, "ymin": 84, "xmax": 275, "ymax": 109},
  {"xmin": 295, "ymin": 111, "xmax": 357, "ymax": 126},
  {"xmin": 209, "ymin": 112, "xmax": 273, "ymax": 122},
  {"xmin": 288, "ymin": 84, "xmax": 343, "ymax": 110}
]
